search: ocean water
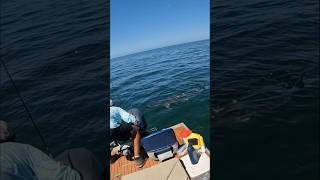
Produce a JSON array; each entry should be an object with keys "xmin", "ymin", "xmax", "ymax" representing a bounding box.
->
[
  {"xmin": 0, "ymin": 0, "xmax": 108, "ymax": 160},
  {"xmin": 212, "ymin": 0, "xmax": 319, "ymax": 179},
  {"xmin": 111, "ymin": 40, "xmax": 210, "ymax": 145}
]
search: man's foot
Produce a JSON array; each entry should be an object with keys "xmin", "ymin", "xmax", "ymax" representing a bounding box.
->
[{"xmin": 134, "ymin": 156, "xmax": 145, "ymax": 168}]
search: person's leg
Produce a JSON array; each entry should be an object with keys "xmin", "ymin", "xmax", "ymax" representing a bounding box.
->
[
  {"xmin": 131, "ymin": 125, "xmax": 141, "ymax": 157},
  {"xmin": 55, "ymin": 148, "xmax": 103, "ymax": 180},
  {"xmin": 130, "ymin": 125, "xmax": 145, "ymax": 167}
]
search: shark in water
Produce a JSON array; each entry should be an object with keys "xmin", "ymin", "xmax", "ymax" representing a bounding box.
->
[
  {"xmin": 147, "ymin": 82, "xmax": 209, "ymax": 109},
  {"xmin": 148, "ymin": 93, "xmax": 189, "ymax": 109}
]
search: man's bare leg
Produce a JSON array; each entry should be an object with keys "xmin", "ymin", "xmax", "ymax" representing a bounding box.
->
[
  {"xmin": 133, "ymin": 127, "xmax": 141, "ymax": 157},
  {"xmin": 131, "ymin": 125, "xmax": 144, "ymax": 167}
]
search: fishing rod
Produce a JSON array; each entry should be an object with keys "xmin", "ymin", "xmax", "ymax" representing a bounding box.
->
[{"xmin": 0, "ymin": 59, "xmax": 52, "ymax": 157}]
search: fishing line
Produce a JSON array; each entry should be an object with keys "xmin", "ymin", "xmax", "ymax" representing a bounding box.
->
[{"xmin": 0, "ymin": 59, "xmax": 52, "ymax": 157}]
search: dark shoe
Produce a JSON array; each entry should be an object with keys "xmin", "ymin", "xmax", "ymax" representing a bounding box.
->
[{"xmin": 134, "ymin": 156, "xmax": 145, "ymax": 168}]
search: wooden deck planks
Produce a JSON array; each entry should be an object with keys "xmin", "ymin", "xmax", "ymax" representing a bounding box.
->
[{"xmin": 110, "ymin": 156, "xmax": 159, "ymax": 180}]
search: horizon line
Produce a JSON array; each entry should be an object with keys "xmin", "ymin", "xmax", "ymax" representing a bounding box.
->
[{"xmin": 111, "ymin": 38, "xmax": 209, "ymax": 59}]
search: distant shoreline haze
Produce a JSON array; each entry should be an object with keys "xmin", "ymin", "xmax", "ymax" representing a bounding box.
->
[{"xmin": 111, "ymin": 38, "xmax": 209, "ymax": 59}]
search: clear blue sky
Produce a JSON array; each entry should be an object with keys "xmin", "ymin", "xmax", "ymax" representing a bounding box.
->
[{"xmin": 111, "ymin": 0, "xmax": 209, "ymax": 58}]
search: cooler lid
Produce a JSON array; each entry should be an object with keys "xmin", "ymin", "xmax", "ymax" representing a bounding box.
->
[{"xmin": 141, "ymin": 128, "xmax": 177, "ymax": 151}]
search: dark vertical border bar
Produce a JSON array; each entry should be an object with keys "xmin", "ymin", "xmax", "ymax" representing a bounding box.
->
[
  {"xmin": 105, "ymin": 0, "xmax": 110, "ymax": 179},
  {"xmin": 209, "ymin": 0, "xmax": 213, "ymax": 179},
  {"xmin": 210, "ymin": 0, "xmax": 319, "ymax": 179},
  {"xmin": 210, "ymin": 0, "xmax": 216, "ymax": 179}
]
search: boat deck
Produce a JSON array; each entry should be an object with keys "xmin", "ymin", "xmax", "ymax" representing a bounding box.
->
[{"xmin": 110, "ymin": 123, "xmax": 190, "ymax": 180}]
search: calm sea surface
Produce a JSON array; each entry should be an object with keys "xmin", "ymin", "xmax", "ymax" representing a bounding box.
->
[
  {"xmin": 1, "ymin": 0, "xmax": 108, "ymax": 160},
  {"xmin": 111, "ymin": 40, "xmax": 210, "ymax": 145},
  {"xmin": 213, "ymin": 0, "xmax": 319, "ymax": 179}
]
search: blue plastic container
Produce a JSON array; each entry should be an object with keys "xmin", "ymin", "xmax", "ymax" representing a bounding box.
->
[{"xmin": 187, "ymin": 144, "xmax": 200, "ymax": 164}]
